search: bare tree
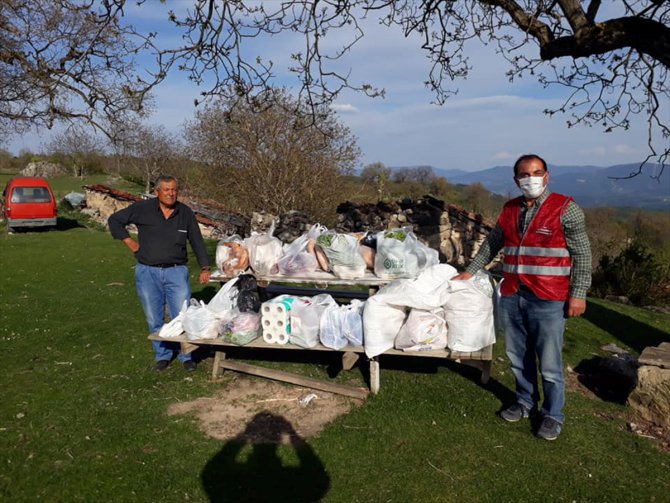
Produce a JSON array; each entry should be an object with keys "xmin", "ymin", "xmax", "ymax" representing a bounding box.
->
[
  {"xmin": 47, "ymin": 126, "xmax": 101, "ymax": 178},
  {"xmin": 115, "ymin": 122, "xmax": 182, "ymax": 193},
  {"xmin": 0, "ymin": 1, "xmax": 153, "ymax": 139},
  {"xmin": 360, "ymin": 162, "xmax": 391, "ymax": 201},
  {"xmin": 183, "ymin": 89, "xmax": 360, "ymax": 221},
  {"xmin": 3, "ymin": 1, "xmax": 668, "ymax": 175}
]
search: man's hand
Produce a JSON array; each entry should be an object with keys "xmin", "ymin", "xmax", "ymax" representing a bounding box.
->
[
  {"xmin": 123, "ymin": 237, "xmax": 139, "ymax": 253},
  {"xmin": 451, "ymin": 272, "xmax": 473, "ymax": 281},
  {"xmin": 567, "ymin": 297, "xmax": 586, "ymax": 317},
  {"xmin": 198, "ymin": 270, "xmax": 211, "ymax": 284}
]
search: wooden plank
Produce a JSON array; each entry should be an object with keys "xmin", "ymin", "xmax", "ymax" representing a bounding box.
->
[
  {"xmin": 149, "ymin": 333, "xmax": 494, "ymax": 362},
  {"xmin": 218, "ymin": 360, "xmax": 369, "ymax": 400},
  {"xmin": 638, "ymin": 346, "xmax": 670, "ymax": 368}
]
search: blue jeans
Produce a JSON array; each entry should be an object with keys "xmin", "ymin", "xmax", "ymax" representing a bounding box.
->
[
  {"xmin": 135, "ymin": 264, "xmax": 192, "ymax": 362},
  {"xmin": 499, "ymin": 288, "xmax": 567, "ymax": 424}
]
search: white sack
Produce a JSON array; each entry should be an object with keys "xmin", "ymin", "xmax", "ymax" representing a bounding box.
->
[
  {"xmin": 443, "ymin": 270, "xmax": 496, "ymax": 352},
  {"xmin": 363, "ymin": 263, "xmax": 457, "ymax": 357},
  {"xmin": 395, "ymin": 308, "xmax": 448, "ymax": 352}
]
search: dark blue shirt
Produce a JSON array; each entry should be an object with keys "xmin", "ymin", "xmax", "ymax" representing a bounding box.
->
[{"xmin": 108, "ymin": 197, "xmax": 210, "ymax": 268}]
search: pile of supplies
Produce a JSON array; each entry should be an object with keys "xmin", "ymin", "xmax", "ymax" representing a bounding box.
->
[
  {"xmin": 214, "ymin": 224, "xmax": 439, "ymax": 280},
  {"xmin": 157, "ymin": 264, "xmax": 498, "ymax": 354}
]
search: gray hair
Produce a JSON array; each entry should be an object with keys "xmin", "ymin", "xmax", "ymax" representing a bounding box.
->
[{"xmin": 154, "ymin": 175, "xmax": 178, "ymax": 190}]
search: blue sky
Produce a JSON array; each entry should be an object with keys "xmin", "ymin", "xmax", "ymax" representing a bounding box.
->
[{"xmin": 7, "ymin": 1, "xmax": 662, "ymax": 172}]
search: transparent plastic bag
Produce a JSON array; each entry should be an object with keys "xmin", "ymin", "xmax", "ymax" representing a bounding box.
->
[
  {"xmin": 244, "ymin": 223, "xmax": 283, "ymax": 276},
  {"xmin": 215, "ymin": 235, "xmax": 249, "ymax": 276},
  {"xmin": 290, "ymin": 294, "xmax": 337, "ymax": 348},
  {"xmin": 221, "ymin": 312, "xmax": 261, "ymax": 345},
  {"xmin": 316, "ymin": 231, "xmax": 366, "ymax": 279}
]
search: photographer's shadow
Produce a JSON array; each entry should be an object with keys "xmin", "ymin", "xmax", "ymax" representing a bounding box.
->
[{"xmin": 201, "ymin": 411, "xmax": 330, "ymax": 503}]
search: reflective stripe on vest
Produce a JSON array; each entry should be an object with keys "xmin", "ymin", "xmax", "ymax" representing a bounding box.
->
[
  {"xmin": 503, "ymin": 246, "xmax": 570, "ymax": 258},
  {"xmin": 502, "ymin": 263, "xmax": 571, "ymax": 276}
]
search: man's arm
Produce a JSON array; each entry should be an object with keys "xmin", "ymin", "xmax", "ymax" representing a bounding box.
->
[
  {"xmin": 185, "ymin": 209, "xmax": 212, "ymax": 284},
  {"xmin": 108, "ymin": 206, "xmax": 140, "ymax": 253},
  {"xmin": 452, "ymin": 223, "xmax": 504, "ymax": 280},
  {"xmin": 563, "ymin": 201, "xmax": 592, "ymax": 317}
]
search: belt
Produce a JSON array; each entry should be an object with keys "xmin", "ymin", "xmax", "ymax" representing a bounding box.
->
[
  {"xmin": 518, "ymin": 283, "xmax": 532, "ymax": 292},
  {"xmin": 142, "ymin": 263, "xmax": 184, "ymax": 268}
]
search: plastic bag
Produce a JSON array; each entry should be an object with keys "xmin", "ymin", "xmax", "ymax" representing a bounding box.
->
[
  {"xmin": 290, "ymin": 293, "xmax": 338, "ymax": 348},
  {"xmin": 320, "ymin": 300, "xmax": 365, "ymax": 350},
  {"xmin": 236, "ymin": 274, "xmax": 261, "ymax": 313},
  {"xmin": 207, "ymin": 277, "xmax": 240, "ymax": 316},
  {"xmin": 363, "ymin": 263, "xmax": 457, "ymax": 357},
  {"xmin": 374, "ymin": 227, "xmax": 439, "ymax": 279},
  {"xmin": 158, "ymin": 304, "xmax": 186, "ymax": 339},
  {"xmin": 215, "ymin": 235, "xmax": 249, "ymax": 276},
  {"xmin": 316, "ymin": 231, "xmax": 367, "ymax": 279},
  {"xmin": 221, "ymin": 312, "xmax": 261, "ymax": 345},
  {"xmin": 443, "ymin": 270, "xmax": 496, "ymax": 352},
  {"xmin": 182, "ymin": 299, "xmax": 220, "ymax": 340},
  {"xmin": 244, "ymin": 223, "xmax": 283, "ymax": 276},
  {"xmin": 395, "ymin": 308, "xmax": 448, "ymax": 352}
]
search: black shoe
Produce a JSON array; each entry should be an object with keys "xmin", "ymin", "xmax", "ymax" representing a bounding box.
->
[
  {"xmin": 183, "ymin": 360, "xmax": 197, "ymax": 372},
  {"xmin": 154, "ymin": 360, "xmax": 170, "ymax": 372}
]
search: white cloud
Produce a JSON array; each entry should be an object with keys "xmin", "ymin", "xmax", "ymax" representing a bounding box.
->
[
  {"xmin": 330, "ymin": 104, "xmax": 359, "ymax": 114},
  {"xmin": 493, "ymin": 151, "xmax": 515, "ymax": 161}
]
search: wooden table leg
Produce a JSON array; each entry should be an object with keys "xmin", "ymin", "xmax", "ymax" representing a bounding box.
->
[
  {"xmin": 211, "ymin": 350, "xmax": 226, "ymax": 380},
  {"xmin": 369, "ymin": 357, "xmax": 380, "ymax": 395}
]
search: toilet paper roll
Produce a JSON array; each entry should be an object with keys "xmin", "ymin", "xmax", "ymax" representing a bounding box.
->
[{"xmin": 263, "ymin": 330, "xmax": 276, "ymax": 344}]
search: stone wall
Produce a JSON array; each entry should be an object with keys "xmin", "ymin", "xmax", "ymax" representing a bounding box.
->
[{"xmin": 83, "ymin": 185, "xmax": 497, "ymax": 269}]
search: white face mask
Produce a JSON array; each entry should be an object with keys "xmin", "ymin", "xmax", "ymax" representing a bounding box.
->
[{"xmin": 518, "ymin": 176, "xmax": 546, "ymax": 199}]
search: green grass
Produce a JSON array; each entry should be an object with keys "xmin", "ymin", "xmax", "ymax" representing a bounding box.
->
[{"xmin": 1, "ymin": 217, "xmax": 669, "ymax": 502}]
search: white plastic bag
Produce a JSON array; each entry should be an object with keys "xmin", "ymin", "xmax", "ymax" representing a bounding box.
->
[
  {"xmin": 158, "ymin": 308, "xmax": 185, "ymax": 339},
  {"xmin": 363, "ymin": 263, "xmax": 457, "ymax": 357},
  {"xmin": 395, "ymin": 308, "xmax": 448, "ymax": 352},
  {"xmin": 443, "ymin": 270, "xmax": 496, "ymax": 352},
  {"xmin": 182, "ymin": 299, "xmax": 220, "ymax": 340},
  {"xmin": 244, "ymin": 224, "xmax": 283, "ymax": 276},
  {"xmin": 319, "ymin": 300, "xmax": 365, "ymax": 350},
  {"xmin": 290, "ymin": 294, "xmax": 338, "ymax": 348},
  {"xmin": 207, "ymin": 277, "xmax": 240, "ymax": 316},
  {"xmin": 316, "ymin": 231, "xmax": 367, "ymax": 279},
  {"xmin": 374, "ymin": 227, "xmax": 439, "ymax": 279}
]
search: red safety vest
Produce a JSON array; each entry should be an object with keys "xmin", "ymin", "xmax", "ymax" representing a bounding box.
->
[{"xmin": 499, "ymin": 193, "xmax": 572, "ymax": 301}]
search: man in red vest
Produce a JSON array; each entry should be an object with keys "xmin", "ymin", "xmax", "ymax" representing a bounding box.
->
[{"xmin": 452, "ymin": 154, "xmax": 591, "ymax": 440}]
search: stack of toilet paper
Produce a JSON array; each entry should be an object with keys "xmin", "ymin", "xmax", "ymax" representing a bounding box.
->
[{"xmin": 261, "ymin": 295, "xmax": 300, "ymax": 345}]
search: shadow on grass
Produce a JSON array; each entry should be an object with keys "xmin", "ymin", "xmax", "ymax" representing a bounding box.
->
[
  {"xmin": 583, "ymin": 301, "xmax": 669, "ymax": 353},
  {"xmin": 201, "ymin": 411, "xmax": 330, "ymax": 503},
  {"xmin": 57, "ymin": 216, "xmax": 85, "ymax": 230},
  {"xmin": 370, "ymin": 354, "xmax": 515, "ymax": 410}
]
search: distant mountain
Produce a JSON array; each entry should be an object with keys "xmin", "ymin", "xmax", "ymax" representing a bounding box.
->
[{"xmin": 391, "ymin": 163, "xmax": 669, "ymax": 210}]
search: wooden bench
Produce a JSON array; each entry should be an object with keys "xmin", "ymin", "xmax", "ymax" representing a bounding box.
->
[{"xmin": 148, "ymin": 333, "xmax": 493, "ymax": 398}]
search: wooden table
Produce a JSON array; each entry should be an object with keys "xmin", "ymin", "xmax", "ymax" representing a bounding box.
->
[{"xmin": 157, "ymin": 270, "xmax": 494, "ymax": 397}]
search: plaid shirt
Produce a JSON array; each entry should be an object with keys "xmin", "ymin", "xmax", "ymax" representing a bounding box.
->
[{"xmin": 466, "ymin": 190, "xmax": 592, "ymax": 298}]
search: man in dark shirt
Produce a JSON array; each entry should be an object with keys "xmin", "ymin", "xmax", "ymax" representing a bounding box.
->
[{"xmin": 108, "ymin": 175, "xmax": 212, "ymax": 372}]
